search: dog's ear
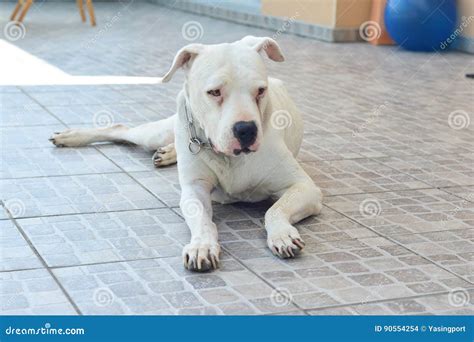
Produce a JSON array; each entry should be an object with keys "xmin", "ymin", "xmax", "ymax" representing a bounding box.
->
[
  {"xmin": 240, "ymin": 36, "xmax": 285, "ymax": 62},
  {"xmin": 159, "ymin": 44, "xmax": 204, "ymax": 83}
]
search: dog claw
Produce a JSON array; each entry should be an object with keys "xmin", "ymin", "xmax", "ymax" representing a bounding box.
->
[
  {"xmin": 211, "ymin": 255, "xmax": 218, "ymax": 269},
  {"xmin": 293, "ymin": 239, "xmax": 305, "ymax": 249},
  {"xmin": 268, "ymin": 226, "xmax": 305, "ymax": 259},
  {"xmin": 182, "ymin": 243, "xmax": 220, "ymax": 272}
]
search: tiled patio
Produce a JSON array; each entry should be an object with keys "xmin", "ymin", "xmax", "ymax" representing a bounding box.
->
[{"xmin": 1, "ymin": 2, "xmax": 473, "ymax": 315}]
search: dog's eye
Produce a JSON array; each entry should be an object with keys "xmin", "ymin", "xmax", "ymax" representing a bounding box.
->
[
  {"xmin": 257, "ymin": 87, "xmax": 266, "ymax": 97},
  {"xmin": 207, "ymin": 89, "xmax": 221, "ymax": 97}
]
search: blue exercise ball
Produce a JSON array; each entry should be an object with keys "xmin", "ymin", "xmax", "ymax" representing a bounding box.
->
[{"xmin": 384, "ymin": 0, "xmax": 457, "ymax": 51}]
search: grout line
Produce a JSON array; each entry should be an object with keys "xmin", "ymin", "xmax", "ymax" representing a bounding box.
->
[
  {"xmin": 220, "ymin": 245, "xmax": 308, "ymax": 312},
  {"xmin": 366, "ymin": 157, "xmax": 474, "ymax": 202},
  {"xmin": 1, "ymin": 171, "xmax": 125, "ymax": 181},
  {"xmin": 0, "ymin": 267, "xmax": 45, "ymax": 274},
  {"xmin": 92, "ymin": 148, "xmax": 172, "ymax": 208},
  {"xmin": 46, "ymin": 255, "xmax": 182, "ymax": 271},
  {"xmin": 322, "ymin": 203, "xmax": 474, "ymax": 286},
  {"xmin": 18, "ymin": 89, "xmax": 70, "ymax": 128},
  {"xmin": 0, "ymin": 200, "xmax": 83, "ymax": 315},
  {"xmin": 437, "ymin": 187, "xmax": 474, "ymax": 203},
  {"xmin": 11, "ymin": 206, "xmax": 168, "ymax": 221},
  {"xmin": 301, "ymin": 287, "xmax": 474, "ymax": 314}
]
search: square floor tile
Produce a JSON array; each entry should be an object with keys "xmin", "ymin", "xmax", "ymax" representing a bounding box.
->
[
  {"xmin": 0, "ymin": 269, "xmax": 76, "ymax": 315},
  {"xmin": 53, "ymin": 257, "xmax": 296, "ymax": 315},
  {"xmin": 1, "ymin": 104, "xmax": 62, "ymax": 127},
  {"xmin": 0, "ymin": 220, "xmax": 42, "ymax": 271},
  {"xmin": 238, "ymin": 236, "xmax": 468, "ymax": 310},
  {"xmin": 345, "ymin": 290, "xmax": 474, "ymax": 315},
  {"xmin": 390, "ymin": 229, "xmax": 474, "ymax": 282},
  {"xmin": 325, "ymin": 189, "xmax": 474, "ymax": 235},
  {"xmin": 1, "ymin": 125, "xmax": 66, "ymax": 149},
  {"xmin": 1, "ymin": 147, "xmax": 121, "ymax": 178},
  {"xmin": 1, "ymin": 173, "xmax": 165, "ymax": 218},
  {"xmin": 302, "ymin": 159, "xmax": 428, "ymax": 196},
  {"xmin": 373, "ymin": 154, "xmax": 474, "ymax": 188},
  {"xmin": 441, "ymin": 186, "xmax": 474, "ymax": 202},
  {"xmin": 0, "ymin": 93, "xmax": 38, "ymax": 108},
  {"xmin": 0, "ymin": 208, "xmax": 8, "ymax": 220},
  {"xmin": 98, "ymin": 144, "xmax": 156, "ymax": 172},
  {"xmin": 18, "ymin": 209, "xmax": 186, "ymax": 267},
  {"xmin": 45, "ymin": 103, "xmax": 168, "ymax": 125},
  {"xmin": 131, "ymin": 169, "xmax": 181, "ymax": 207},
  {"xmin": 28, "ymin": 89, "xmax": 133, "ymax": 107}
]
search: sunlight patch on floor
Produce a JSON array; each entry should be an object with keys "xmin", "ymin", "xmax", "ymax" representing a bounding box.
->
[{"xmin": 0, "ymin": 39, "xmax": 161, "ymax": 86}]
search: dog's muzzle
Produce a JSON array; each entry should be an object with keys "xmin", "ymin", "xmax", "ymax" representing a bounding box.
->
[{"xmin": 232, "ymin": 121, "xmax": 257, "ymax": 155}]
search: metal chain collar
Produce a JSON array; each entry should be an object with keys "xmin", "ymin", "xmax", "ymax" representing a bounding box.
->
[{"xmin": 183, "ymin": 101, "xmax": 212, "ymax": 155}]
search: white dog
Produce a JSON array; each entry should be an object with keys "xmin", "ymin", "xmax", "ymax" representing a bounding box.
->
[{"xmin": 50, "ymin": 36, "xmax": 323, "ymax": 272}]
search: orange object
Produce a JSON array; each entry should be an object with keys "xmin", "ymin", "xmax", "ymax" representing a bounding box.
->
[
  {"xmin": 369, "ymin": 0, "xmax": 394, "ymax": 45},
  {"xmin": 10, "ymin": 0, "xmax": 96, "ymax": 26}
]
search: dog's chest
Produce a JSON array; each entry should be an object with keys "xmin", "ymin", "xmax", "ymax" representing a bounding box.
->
[{"xmin": 205, "ymin": 153, "xmax": 271, "ymax": 201}]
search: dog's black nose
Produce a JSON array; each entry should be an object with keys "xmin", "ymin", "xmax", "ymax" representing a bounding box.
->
[{"xmin": 232, "ymin": 121, "xmax": 257, "ymax": 148}]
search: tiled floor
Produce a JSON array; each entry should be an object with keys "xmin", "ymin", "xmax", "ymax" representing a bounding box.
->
[{"xmin": 0, "ymin": 2, "xmax": 473, "ymax": 315}]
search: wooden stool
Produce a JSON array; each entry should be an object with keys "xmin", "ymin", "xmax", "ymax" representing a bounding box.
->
[{"xmin": 10, "ymin": 0, "xmax": 96, "ymax": 26}]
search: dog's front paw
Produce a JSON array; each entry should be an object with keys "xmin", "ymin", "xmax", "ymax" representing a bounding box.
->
[
  {"xmin": 152, "ymin": 144, "xmax": 176, "ymax": 168},
  {"xmin": 183, "ymin": 241, "xmax": 220, "ymax": 272},
  {"xmin": 267, "ymin": 224, "xmax": 305, "ymax": 259}
]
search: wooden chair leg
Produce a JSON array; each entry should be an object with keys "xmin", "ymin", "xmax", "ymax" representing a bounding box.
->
[
  {"xmin": 10, "ymin": 0, "xmax": 24, "ymax": 21},
  {"xmin": 77, "ymin": 0, "xmax": 86, "ymax": 22},
  {"xmin": 17, "ymin": 0, "xmax": 33, "ymax": 23},
  {"xmin": 86, "ymin": 0, "xmax": 96, "ymax": 26}
]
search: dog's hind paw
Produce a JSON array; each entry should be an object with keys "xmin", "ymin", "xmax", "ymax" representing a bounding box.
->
[
  {"xmin": 182, "ymin": 242, "xmax": 220, "ymax": 272},
  {"xmin": 49, "ymin": 129, "xmax": 85, "ymax": 147},
  {"xmin": 267, "ymin": 224, "xmax": 304, "ymax": 259}
]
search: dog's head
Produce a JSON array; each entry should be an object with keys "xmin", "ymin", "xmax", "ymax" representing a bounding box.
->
[{"xmin": 159, "ymin": 36, "xmax": 284, "ymax": 156}]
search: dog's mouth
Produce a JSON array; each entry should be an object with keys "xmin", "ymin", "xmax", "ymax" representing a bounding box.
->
[{"xmin": 233, "ymin": 147, "xmax": 255, "ymax": 156}]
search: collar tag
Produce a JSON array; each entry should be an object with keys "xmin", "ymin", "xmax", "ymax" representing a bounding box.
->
[{"xmin": 188, "ymin": 137, "xmax": 203, "ymax": 155}]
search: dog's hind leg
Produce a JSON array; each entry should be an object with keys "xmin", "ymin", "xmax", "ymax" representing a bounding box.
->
[{"xmin": 50, "ymin": 115, "xmax": 176, "ymax": 151}]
